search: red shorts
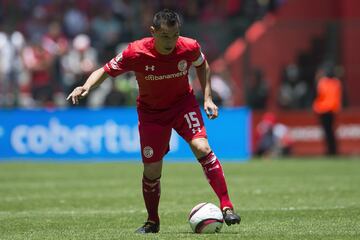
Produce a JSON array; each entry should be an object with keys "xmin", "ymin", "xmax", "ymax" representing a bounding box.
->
[{"xmin": 137, "ymin": 94, "xmax": 207, "ymax": 163}]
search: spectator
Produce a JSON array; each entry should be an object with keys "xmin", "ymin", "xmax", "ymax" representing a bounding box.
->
[
  {"xmin": 61, "ymin": 34, "xmax": 98, "ymax": 106},
  {"xmin": 22, "ymin": 42, "xmax": 54, "ymax": 107},
  {"xmin": 91, "ymin": 7, "xmax": 123, "ymax": 63},
  {"xmin": 112, "ymin": 0, "xmax": 134, "ymax": 42},
  {"xmin": 63, "ymin": 2, "xmax": 89, "ymax": 38},
  {"xmin": 42, "ymin": 21, "xmax": 69, "ymax": 105},
  {"xmin": 254, "ymin": 112, "xmax": 292, "ymax": 157},
  {"xmin": 104, "ymin": 79, "xmax": 127, "ymax": 107},
  {"xmin": 312, "ymin": 66, "xmax": 342, "ymax": 156},
  {"xmin": 211, "ymin": 73, "xmax": 233, "ymax": 106},
  {"xmin": 42, "ymin": 22, "xmax": 68, "ymax": 58},
  {"xmin": 24, "ymin": 5, "xmax": 49, "ymax": 43},
  {"xmin": 0, "ymin": 0, "xmax": 280, "ymax": 108},
  {"xmin": 246, "ymin": 68, "xmax": 268, "ymax": 110},
  {"xmin": 0, "ymin": 28, "xmax": 24, "ymax": 107},
  {"xmin": 278, "ymin": 64, "xmax": 309, "ymax": 109},
  {"xmin": 272, "ymin": 122, "xmax": 292, "ymax": 156}
]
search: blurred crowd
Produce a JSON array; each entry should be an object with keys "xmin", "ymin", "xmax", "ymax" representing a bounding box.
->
[
  {"xmin": 0, "ymin": 0, "xmax": 284, "ymax": 108},
  {"xmin": 246, "ymin": 47, "xmax": 344, "ymax": 112}
]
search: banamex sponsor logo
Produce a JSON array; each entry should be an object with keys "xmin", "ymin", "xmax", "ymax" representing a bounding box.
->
[{"xmin": 145, "ymin": 70, "xmax": 187, "ymax": 81}]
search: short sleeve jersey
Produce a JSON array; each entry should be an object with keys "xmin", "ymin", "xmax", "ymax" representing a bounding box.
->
[{"xmin": 103, "ymin": 36, "xmax": 205, "ymax": 111}]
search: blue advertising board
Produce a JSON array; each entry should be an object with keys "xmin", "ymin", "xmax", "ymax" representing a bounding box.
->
[{"xmin": 0, "ymin": 108, "xmax": 250, "ymax": 161}]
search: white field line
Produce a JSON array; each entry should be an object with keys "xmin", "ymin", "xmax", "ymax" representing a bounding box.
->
[
  {"xmin": 0, "ymin": 205, "xmax": 353, "ymax": 218},
  {"xmin": 0, "ymin": 209, "xmax": 147, "ymax": 217}
]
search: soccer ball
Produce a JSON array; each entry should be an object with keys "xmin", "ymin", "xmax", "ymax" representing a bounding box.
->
[{"xmin": 188, "ymin": 202, "xmax": 224, "ymax": 233}]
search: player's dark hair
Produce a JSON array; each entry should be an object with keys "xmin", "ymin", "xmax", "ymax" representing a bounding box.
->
[{"xmin": 153, "ymin": 9, "xmax": 181, "ymax": 30}]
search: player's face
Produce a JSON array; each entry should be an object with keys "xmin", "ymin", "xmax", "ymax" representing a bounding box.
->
[{"xmin": 151, "ymin": 23, "xmax": 180, "ymax": 55}]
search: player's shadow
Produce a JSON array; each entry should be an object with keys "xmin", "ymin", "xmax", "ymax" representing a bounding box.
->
[{"xmin": 162, "ymin": 231, "xmax": 241, "ymax": 235}]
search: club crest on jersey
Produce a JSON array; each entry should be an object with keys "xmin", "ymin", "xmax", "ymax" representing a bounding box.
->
[
  {"xmin": 143, "ymin": 146, "xmax": 154, "ymax": 158},
  {"xmin": 145, "ymin": 65, "xmax": 155, "ymax": 71},
  {"xmin": 178, "ymin": 60, "xmax": 187, "ymax": 71}
]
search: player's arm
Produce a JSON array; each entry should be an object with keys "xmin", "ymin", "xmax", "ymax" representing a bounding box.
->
[
  {"xmin": 66, "ymin": 67, "xmax": 108, "ymax": 105},
  {"xmin": 196, "ymin": 60, "xmax": 218, "ymax": 119},
  {"xmin": 67, "ymin": 42, "xmax": 134, "ymax": 105}
]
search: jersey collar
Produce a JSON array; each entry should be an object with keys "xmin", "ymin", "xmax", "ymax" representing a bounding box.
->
[{"xmin": 150, "ymin": 37, "xmax": 178, "ymax": 58}]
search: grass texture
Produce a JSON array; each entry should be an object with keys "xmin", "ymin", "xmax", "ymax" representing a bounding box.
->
[{"xmin": 0, "ymin": 158, "xmax": 359, "ymax": 239}]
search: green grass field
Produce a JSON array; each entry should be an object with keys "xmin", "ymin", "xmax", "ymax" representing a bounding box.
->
[{"xmin": 0, "ymin": 159, "xmax": 359, "ymax": 240}]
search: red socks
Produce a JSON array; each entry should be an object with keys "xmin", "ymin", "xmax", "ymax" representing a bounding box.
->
[
  {"xmin": 142, "ymin": 151, "xmax": 232, "ymax": 223},
  {"xmin": 142, "ymin": 175, "xmax": 161, "ymax": 223},
  {"xmin": 198, "ymin": 151, "xmax": 233, "ymax": 210}
]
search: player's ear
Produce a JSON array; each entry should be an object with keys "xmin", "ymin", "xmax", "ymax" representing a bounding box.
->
[{"xmin": 150, "ymin": 26, "xmax": 156, "ymax": 36}]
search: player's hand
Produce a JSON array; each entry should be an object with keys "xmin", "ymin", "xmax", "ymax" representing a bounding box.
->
[
  {"xmin": 66, "ymin": 86, "xmax": 89, "ymax": 105},
  {"xmin": 204, "ymin": 99, "xmax": 218, "ymax": 120}
]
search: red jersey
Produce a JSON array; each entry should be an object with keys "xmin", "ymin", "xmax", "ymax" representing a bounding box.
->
[{"xmin": 103, "ymin": 37, "xmax": 205, "ymax": 111}]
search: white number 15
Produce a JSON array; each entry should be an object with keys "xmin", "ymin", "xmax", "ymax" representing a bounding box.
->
[{"xmin": 184, "ymin": 112, "xmax": 200, "ymax": 129}]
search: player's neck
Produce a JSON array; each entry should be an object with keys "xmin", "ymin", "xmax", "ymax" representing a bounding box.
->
[{"xmin": 154, "ymin": 41, "xmax": 174, "ymax": 55}]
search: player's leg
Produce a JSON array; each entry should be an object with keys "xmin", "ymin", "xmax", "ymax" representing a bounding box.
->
[
  {"xmin": 189, "ymin": 138, "xmax": 241, "ymax": 225},
  {"xmin": 136, "ymin": 160, "xmax": 162, "ymax": 234},
  {"xmin": 143, "ymin": 160, "xmax": 162, "ymax": 222},
  {"xmin": 189, "ymin": 138, "xmax": 232, "ymax": 209},
  {"xmin": 173, "ymin": 96, "xmax": 240, "ymax": 225},
  {"xmin": 190, "ymin": 139, "xmax": 233, "ymax": 207},
  {"xmin": 135, "ymin": 112, "xmax": 172, "ymax": 233}
]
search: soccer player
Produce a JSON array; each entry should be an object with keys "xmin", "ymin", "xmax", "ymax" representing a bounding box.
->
[{"xmin": 67, "ymin": 9, "xmax": 241, "ymax": 233}]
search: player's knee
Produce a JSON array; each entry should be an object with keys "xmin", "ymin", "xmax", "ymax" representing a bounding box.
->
[
  {"xmin": 143, "ymin": 161, "xmax": 162, "ymax": 180},
  {"xmin": 194, "ymin": 144, "xmax": 211, "ymax": 158},
  {"xmin": 190, "ymin": 138, "xmax": 212, "ymax": 158},
  {"xmin": 200, "ymin": 145, "xmax": 211, "ymax": 156}
]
